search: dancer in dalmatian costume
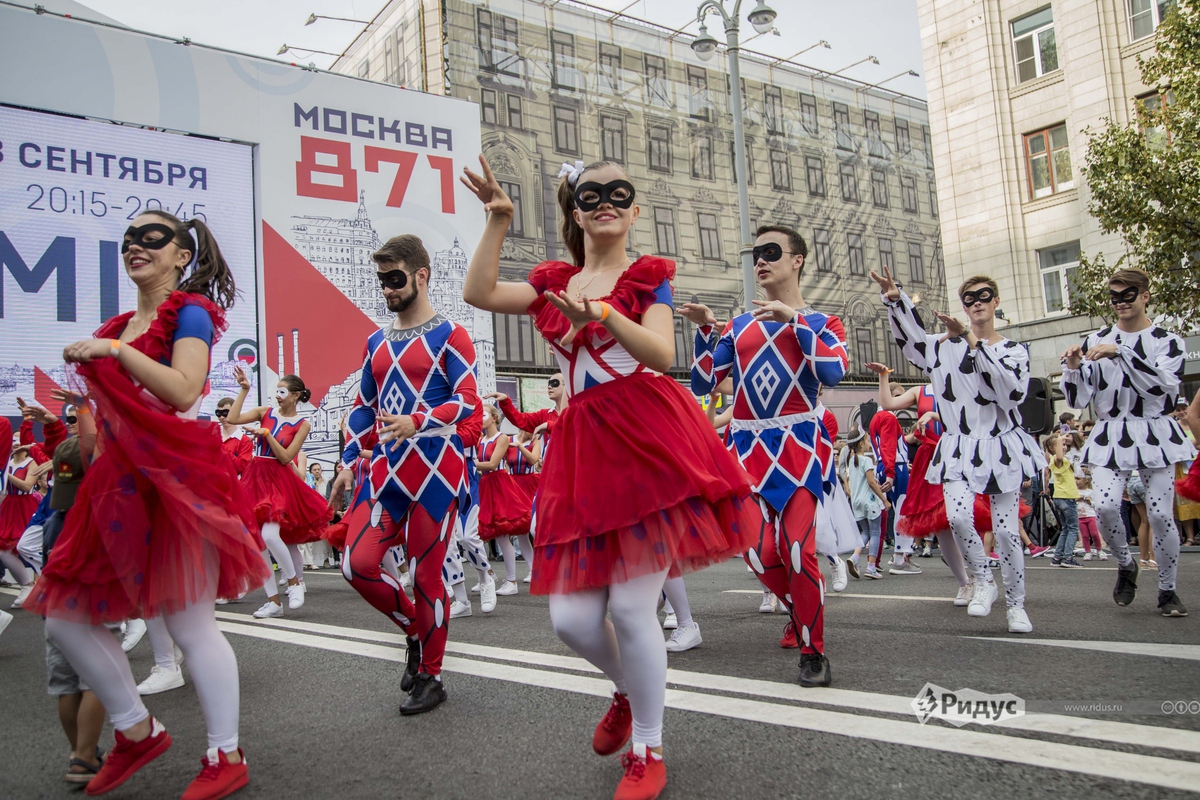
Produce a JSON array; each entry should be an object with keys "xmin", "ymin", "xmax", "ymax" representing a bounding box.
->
[
  {"xmin": 329, "ymin": 234, "xmax": 479, "ymax": 717},
  {"xmin": 686, "ymin": 224, "xmax": 848, "ymax": 686},
  {"xmin": 1060, "ymin": 267, "xmax": 1194, "ymax": 617},
  {"xmin": 871, "ymin": 267, "xmax": 1044, "ymax": 634}
]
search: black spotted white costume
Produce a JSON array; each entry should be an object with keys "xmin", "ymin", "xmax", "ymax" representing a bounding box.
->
[
  {"xmin": 884, "ymin": 291, "xmax": 1045, "ymax": 609},
  {"xmin": 1060, "ymin": 324, "xmax": 1195, "ymax": 592}
]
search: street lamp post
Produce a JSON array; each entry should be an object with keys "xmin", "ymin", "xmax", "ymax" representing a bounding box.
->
[{"xmin": 691, "ymin": 0, "xmax": 777, "ymax": 313}]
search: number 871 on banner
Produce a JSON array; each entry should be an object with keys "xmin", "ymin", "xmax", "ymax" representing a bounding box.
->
[{"xmin": 295, "ymin": 135, "xmax": 456, "ymax": 213}]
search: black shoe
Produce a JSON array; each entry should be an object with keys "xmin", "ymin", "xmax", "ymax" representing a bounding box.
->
[
  {"xmin": 1158, "ymin": 590, "xmax": 1189, "ymax": 617},
  {"xmin": 1060, "ymin": 557, "xmax": 1082, "ymax": 568},
  {"xmin": 798, "ymin": 653, "xmax": 832, "ymax": 687},
  {"xmin": 400, "ymin": 635, "xmax": 421, "ymax": 693},
  {"xmin": 400, "ymin": 673, "xmax": 447, "ymax": 716},
  {"xmin": 1113, "ymin": 559, "xmax": 1139, "ymax": 606}
]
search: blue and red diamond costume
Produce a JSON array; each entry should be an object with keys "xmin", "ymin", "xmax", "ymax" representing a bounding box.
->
[
  {"xmin": 339, "ymin": 314, "xmax": 478, "ymax": 679},
  {"xmin": 692, "ymin": 306, "xmax": 848, "ymax": 655}
]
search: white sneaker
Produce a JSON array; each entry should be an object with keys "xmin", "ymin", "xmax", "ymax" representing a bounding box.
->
[
  {"xmin": 496, "ymin": 580, "xmax": 519, "ymax": 596},
  {"xmin": 278, "ymin": 575, "xmax": 288, "ymax": 587},
  {"xmin": 0, "ymin": 609, "xmax": 12, "ymax": 638},
  {"xmin": 954, "ymin": 583, "xmax": 974, "ymax": 607},
  {"xmin": 1098, "ymin": 551, "xmax": 1109, "ymax": 561},
  {"xmin": 1083, "ymin": 552, "xmax": 1093, "ymax": 561},
  {"xmin": 11, "ymin": 584, "xmax": 33, "ymax": 609},
  {"xmin": 968, "ymin": 580, "xmax": 998, "ymax": 617},
  {"xmin": 889, "ymin": 560, "xmax": 922, "ymax": 575},
  {"xmin": 758, "ymin": 593, "xmax": 777, "ymax": 613},
  {"xmin": 286, "ymin": 582, "xmax": 306, "ymax": 610},
  {"xmin": 831, "ymin": 557, "xmax": 849, "ymax": 592},
  {"xmin": 469, "ymin": 582, "xmax": 482, "ymax": 594},
  {"xmin": 253, "ymin": 600, "xmax": 283, "ymax": 619},
  {"xmin": 664, "ymin": 621, "xmax": 702, "ymax": 652},
  {"xmin": 480, "ymin": 579, "xmax": 497, "ymax": 613},
  {"xmin": 400, "ymin": 571, "xmax": 412, "ymax": 590},
  {"xmin": 1006, "ymin": 607, "xmax": 1033, "ymax": 634},
  {"xmin": 120, "ymin": 619, "xmax": 147, "ymax": 653},
  {"xmin": 214, "ymin": 598, "xmax": 230, "ymax": 605},
  {"xmin": 663, "ymin": 613, "xmax": 678, "ymax": 630},
  {"xmin": 137, "ymin": 665, "xmax": 185, "ymax": 696},
  {"xmin": 450, "ymin": 599, "xmax": 472, "ymax": 618},
  {"xmin": 523, "ymin": 572, "xmax": 532, "ymax": 584}
]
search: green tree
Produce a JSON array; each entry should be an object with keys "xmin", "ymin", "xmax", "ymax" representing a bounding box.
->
[{"xmin": 1074, "ymin": 1, "xmax": 1199, "ymax": 330}]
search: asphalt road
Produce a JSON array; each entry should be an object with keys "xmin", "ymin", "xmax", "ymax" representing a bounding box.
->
[{"xmin": 2, "ymin": 550, "xmax": 1199, "ymax": 800}]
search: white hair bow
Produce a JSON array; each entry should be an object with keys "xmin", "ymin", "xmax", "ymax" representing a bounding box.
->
[{"xmin": 556, "ymin": 159, "xmax": 585, "ymax": 187}]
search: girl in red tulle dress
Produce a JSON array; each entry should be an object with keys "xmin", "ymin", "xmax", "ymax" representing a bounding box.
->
[
  {"xmin": 1177, "ymin": 391, "xmax": 1200, "ymax": 504},
  {"xmin": 226, "ymin": 366, "xmax": 332, "ymax": 618},
  {"xmin": 476, "ymin": 404, "xmax": 537, "ymax": 593},
  {"xmin": 462, "ymin": 156, "xmax": 758, "ymax": 800},
  {"xmin": 27, "ymin": 210, "xmax": 267, "ymax": 799},
  {"xmin": 0, "ymin": 444, "xmax": 44, "ymax": 603}
]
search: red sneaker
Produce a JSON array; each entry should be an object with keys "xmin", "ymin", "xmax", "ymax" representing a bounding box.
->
[
  {"xmin": 181, "ymin": 748, "xmax": 249, "ymax": 800},
  {"xmin": 613, "ymin": 746, "xmax": 666, "ymax": 800},
  {"xmin": 592, "ymin": 692, "xmax": 632, "ymax": 756},
  {"xmin": 780, "ymin": 621, "xmax": 799, "ymax": 649},
  {"xmin": 85, "ymin": 718, "xmax": 172, "ymax": 796}
]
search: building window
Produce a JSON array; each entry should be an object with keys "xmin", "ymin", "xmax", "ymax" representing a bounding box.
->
[
  {"xmin": 900, "ymin": 175, "xmax": 919, "ymax": 213},
  {"xmin": 551, "ymin": 31, "xmax": 579, "ymax": 90},
  {"xmin": 499, "ymin": 181, "xmax": 524, "ymax": 236},
  {"xmin": 698, "ymin": 213, "xmax": 721, "ymax": 259},
  {"xmin": 865, "ymin": 111, "xmax": 884, "ymax": 157},
  {"xmin": 907, "ymin": 241, "xmax": 925, "ymax": 283},
  {"xmin": 1024, "ymin": 124, "xmax": 1073, "ymax": 199},
  {"xmin": 799, "ymin": 93, "xmax": 819, "ymax": 135},
  {"xmin": 839, "ymin": 162, "xmax": 859, "ymax": 203},
  {"xmin": 731, "ymin": 139, "xmax": 754, "ymax": 186},
  {"xmin": 646, "ymin": 54, "xmax": 671, "ymax": 108},
  {"xmin": 922, "ymin": 124, "xmax": 934, "ymax": 168},
  {"xmin": 805, "ymin": 155, "xmax": 825, "ymax": 197},
  {"xmin": 507, "ymin": 94, "xmax": 524, "ymax": 129},
  {"xmin": 1129, "ymin": 0, "xmax": 1174, "ymax": 41},
  {"xmin": 929, "ymin": 182, "xmax": 939, "ymax": 218},
  {"xmin": 691, "ymin": 132, "xmax": 714, "ymax": 180},
  {"xmin": 764, "ymin": 85, "xmax": 784, "ymax": 134},
  {"xmin": 480, "ymin": 89, "xmax": 498, "ymax": 124},
  {"xmin": 654, "ymin": 207, "xmax": 678, "ymax": 256},
  {"xmin": 848, "ymin": 232, "xmax": 865, "ymax": 276},
  {"xmin": 855, "ymin": 329, "xmax": 874, "ymax": 370},
  {"xmin": 895, "ymin": 118, "xmax": 911, "ymax": 154},
  {"xmin": 770, "ymin": 149, "xmax": 792, "ymax": 191},
  {"xmin": 648, "ymin": 124, "xmax": 672, "ymax": 173},
  {"xmin": 813, "ymin": 228, "xmax": 832, "ymax": 272},
  {"xmin": 357, "ymin": 59, "xmax": 370, "ymax": 79},
  {"xmin": 878, "ymin": 237, "xmax": 894, "ymax": 272},
  {"xmin": 1038, "ymin": 241, "xmax": 1082, "ymax": 314},
  {"xmin": 687, "ymin": 65, "xmax": 711, "ymax": 120},
  {"xmin": 599, "ymin": 43, "xmax": 621, "ymax": 94},
  {"xmin": 601, "ymin": 113, "xmax": 626, "ymax": 163},
  {"xmin": 1011, "ymin": 7, "xmax": 1058, "ymax": 83},
  {"xmin": 552, "ymin": 105, "xmax": 579, "ymax": 155},
  {"xmin": 477, "ymin": 9, "xmax": 520, "ymax": 76},
  {"xmin": 1139, "ymin": 90, "xmax": 1175, "ymax": 147},
  {"xmin": 833, "ymin": 102, "xmax": 852, "ymax": 150},
  {"xmin": 870, "ymin": 167, "xmax": 889, "ymax": 208}
]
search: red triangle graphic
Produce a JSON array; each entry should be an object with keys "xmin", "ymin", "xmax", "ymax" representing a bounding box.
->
[{"xmin": 34, "ymin": 367, "xmax": 66, "ymax": 413}]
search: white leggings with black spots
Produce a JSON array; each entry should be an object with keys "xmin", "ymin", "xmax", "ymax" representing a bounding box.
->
[
  {"xmin": 1092, "ymin": 466, "xmax": 1179, "ymax": 591},
  {"xmin": 943, "ymin": 481, "xmax": 1025, "ymax": 609}
]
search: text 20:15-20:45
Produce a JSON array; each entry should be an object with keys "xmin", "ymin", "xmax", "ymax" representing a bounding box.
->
[{"xmin": 25, "ymin": 184, "xmax": 207, "ymax": 222}]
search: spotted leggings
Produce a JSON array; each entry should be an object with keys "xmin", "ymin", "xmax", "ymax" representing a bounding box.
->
[
  {"xmin": 744, "ymin": 490, "xmax": 823, "ymax": 654},
  {"xmin": 944, "ymin": 482, "xmax": 1024, "ymax": 609},
  {"xmin": 1092, "ymin": 466, "xmax": 1179, "ymax": 591}
]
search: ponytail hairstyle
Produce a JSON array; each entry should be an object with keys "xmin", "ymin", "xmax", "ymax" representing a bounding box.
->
[
  {"xmin": 280, "ymin": 374, "xmax": 311, "ymax": 404},
  {"xmin": 556, "ymin": 159, "xmax": 627, "ymax": 267},
  {"xmin": 142, "ymin": 209, "xmax": 239, "ymax": 310}
]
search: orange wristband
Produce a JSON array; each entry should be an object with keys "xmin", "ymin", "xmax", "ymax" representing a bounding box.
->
[
  {"xmin": 76, "ymin": 405, "xmax": 90, "ymax": 416},
  {"xmin": 109, "ymin": 339, "xmax": 122, "ymax": 358},
  {"xmin": 598, "ymin": 301, "xmax": 611, "ymax": 323}
]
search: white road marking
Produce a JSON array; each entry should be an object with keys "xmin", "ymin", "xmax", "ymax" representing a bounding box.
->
[
  {"xmin": 723, "ymin": 589, "xmax": 954, "ymax": 601},
  {"xmin": 215, "ymin": 611, "xmax": 1200, "ymax": 758},
  {"xmin": 971, "ymin": 637, "xmax": 1200, "ymax": 662},
  {"xmin": 218, "ymin": 619, "xmax": 1200, "ymax": 793}
]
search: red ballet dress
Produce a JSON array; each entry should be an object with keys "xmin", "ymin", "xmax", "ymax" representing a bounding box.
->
[
  {"xmin": 1177, "ymin": 458, "xmax": 1200, "ymax": 503},
  {"xmin": 239, "ymin": 408, "xmax": 333, "ymax": 545},
  {"xmin": 0, "ymin": 457, "xmax": 43, "ymax": 550},
  {"xmin": 26, "ymin": 292, "xmax": 269, "ymax": 624},
  {"xmin": 477, "ymin": 433, "xmax": 533, "ymax": 540},
  {"xmin": 525, "ymin": 256, "xmax": 758, "ymax": 595},
  {"xmin": 506, "ymin": 437, "xmax": 541, "ymax": 517}
]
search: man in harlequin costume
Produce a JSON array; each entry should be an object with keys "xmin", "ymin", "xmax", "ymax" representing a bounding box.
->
[
  {"xmin": 868, "ymin": 388, "xmax": 917, "ymax": 574},
  {"xmin": 329, "ymin": 234, "xmax": 479, "ymax": 715},
  {"xmin": 684, "ymin": 224, "xmax": 848, "ymax": 686}
]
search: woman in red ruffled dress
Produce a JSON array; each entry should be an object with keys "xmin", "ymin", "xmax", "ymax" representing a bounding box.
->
[
  {"xmin": 1177, "ymin": 390, "xmax": 1200, "ymax": 504},
  {"xmin": 0, "ymin": 443, "xmax": 45, "ymax": 600},
  {"xmin": 27, "ymin": 211, "xmax": 268, "ymax": 799},
  {"xmin": 476, "ymin": 404, "xmax": 537, "ymax": 594},
  {"xmin": 462, "ymin": 156, "xmax": 758, "ymax": 800},
  {"xmin": 225, "ymin": 366, "xmax": 332, "ymax": 619}
]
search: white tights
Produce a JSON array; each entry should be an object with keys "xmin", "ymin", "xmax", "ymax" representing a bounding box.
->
[
  {"xmin": 496, "ymin": 535, "xmax": 534, "ymax": 583},
  {"xmin": 17, "ymin": 524, "xmax": 44, "ymax": 574},
  {"xmin": 935, "ymin": 530, "xmax": 971, "ymax": 588},
  {"xmin": 549, "ymin": 569, "xmax": 669, "ymax": 748},
  {"xmin": 944, "ymin": 481, "xmax": 1024, "ymax": 608},
  {"xmin": 1093, "ymin": 466, "xmax": 1180, "ymax": 591},
  {"xmin": 0, "ymin": 549, "xmax": 32, "ymax": 586},
  {"xmin": 146, "ymin": 616, "xmax": 178, "ymax": 670},
  {"xmin": 661, "ymin": 576, "xmax": 693, "ymax": 627},
  {"xmin": 45, "ymin": 548, "xmax": 241, "ymax": 750},
  {"xmin": 261, "ymin": 522, "xmax": 303, "ymax": 598}
]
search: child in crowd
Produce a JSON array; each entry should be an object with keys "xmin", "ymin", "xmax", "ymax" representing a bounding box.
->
[
  {"xmin": 1076, "ymin": 474, "xmax": 1106, "ymax": 561},
  {"xmin": 846, "ymin": 429, "xmax": 889, "ymax": 580},
  {"xmin": 1047, "ymin": 433, "xmax": 1082, "ymax": 568}
]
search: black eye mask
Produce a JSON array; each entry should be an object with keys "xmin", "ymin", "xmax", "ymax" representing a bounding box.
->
[
  {"xmin": 961, "ymin": 287, "xmax": 996, "ymax": 307},
  {"xmin": 121, "ymin": 223, "xmax": 179, "ymax": 254},
  {"xmin": 1109, "ymin": 286, "xmax": 1140, "ymax": 305},
  {"xmin": 574, "ymin": 180, "xmax": 636, "ymax": 213},
  {"xmin": 752, "ymin": 243, "xmax": 789, "ymax": 263},
  {"xmin": 378, "ymin": 270, "xmax": 409, "ymax": 290}
]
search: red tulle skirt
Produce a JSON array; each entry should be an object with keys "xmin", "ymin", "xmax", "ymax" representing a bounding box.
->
[
  {"xmin": 896, "ymin": 440, "xmax": 1022, "ymax": 537},
  {"xmin": 240, "ymin": 457, "xmax": 333, "ymax": 545},
  {"xmin": 1177, "ymin": 460, "xmax": 1200, "ymax": 503},
  {"xmin": 530, "ymin": 373, "xmax": 758, "ymax": 595},
  {"xmin": 478, "ymin": 470, "xmax": 536, "ymax": 540},
  {"xmin": 0, "ymin": 492, "xmax": 42, "ymax": 550}
]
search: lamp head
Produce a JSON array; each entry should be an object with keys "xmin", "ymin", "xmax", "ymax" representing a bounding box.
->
[
  {"xmin": 277, "ymin": 44, "xmax": 289, "ymax": 55},
  {"xmin": 748, "ymin": 1, "xmax": 777, "ymax": 35},
  {"xmin": 305, "ymin": 13, "xmax": 317, "ymax": 26},
  {"xmin": 692, "ymin": 23, "xmax": 718, "ymax": 61},
  {"xmin": 868, "ymin": 55, "xmax": 880, "ymax": 65}
]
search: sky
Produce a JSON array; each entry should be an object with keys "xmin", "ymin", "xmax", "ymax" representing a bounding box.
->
[{"xmin": 47, "ymin": 0, "xmax": 928, "ymax": 99}]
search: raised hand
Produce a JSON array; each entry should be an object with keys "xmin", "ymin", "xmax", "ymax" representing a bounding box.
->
[
  {"xmin": 751, "ymin": 300, "xmax": 798, "ymax": 324},
  {"xmin": 545, "ymin": 290, "xmax": 603, "ymax": 347},
  {"xmin": 1085, "ymin": 343, "xmax": 1119, "ymax": 361},
  {"xmin": 50, "ymin": 387, "xmax": 86, "ymax": 407},
  {"xmin": 1061, "ymin": 344, "xmax": 1083, "ymax": 369},
  {"xmin": 678, "ymin": 302, "xmax": 717, "ymax": 327},
  {"xmin": 460, "ymin": 155, "xmax": 514, "ymax": 218},
  {"xmin": 234, "ymin": 365, "xmax": 252, "ymax": 391},
  {"xmin": 869, "ymin": 264, "xmax": 900, "ymax": 302},
  {"xmin": 934, "ymin": 311, "xmax": 967, "ymax": 340},
  {"xmin": 863, "ymin": 362, "xmax": 893, "ymax": 376},
  {"xmin": 485, "ymin": 391, "xmax": 510, "ymax": 404},
  {"xmin": 62, "ymin": 339, "xmax": 111, "ymax": 364}
]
